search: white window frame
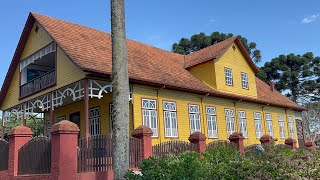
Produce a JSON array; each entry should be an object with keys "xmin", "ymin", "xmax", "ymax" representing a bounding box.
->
[
  {"xmin": 206, "ymin": 106, "xmax": 218, "ymax": 138},
  {"xmin": 278, "ymin": 114, "xmax": 286, "ymax": 139},
  {"xmin": 238, "ymin": 110, "xmax": 248, "ymax": 138},
  {"xmin": 89, "ymin": 107, "xmax": 100, "ymax": 136},
  {"xmin": 265, "ymin": 113, "xmax": 273, "ymax": 137},
  {"xmin": 109, "ymin": 104, "xmax": 114, "ymax": 134},
  {"xmin": 225, "ymin": 68, "xmax": 233, "ymax": 86},
  {"xmin": 225, "ymin": 109, "xmax": 235, "ymax": 137},
  {"xmin": 163, "ymin": 101, "xmax": 178, "ymax": 138},
  {"xmin": 288, "ymin": 116, "xmax": 295, "ymax": 139},
  {"xmin": 142, "ymin": 99, "xmax": 158, "ymax": 137},
  {"xmin": 189, "ymin": 104, "xmax": 201, "ymax": 133},
  {"xmin": 241, "ymin": 72, "xmax": 249, "ymax": 89},
  {"xmin": 254, "ymin": 112, "xmax": 263, "ymax": 138}
]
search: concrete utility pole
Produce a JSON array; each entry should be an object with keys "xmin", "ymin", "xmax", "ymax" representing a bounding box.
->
[{"xmin": 110, "ymin": 0, "xmax": 130, "ymax": 179}]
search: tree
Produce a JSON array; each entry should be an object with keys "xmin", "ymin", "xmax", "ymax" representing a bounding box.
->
[
  {"xmin": 302, "ymin": 103, "xmax": 320, "ymax": 143},
  {"xmin": 257, "ymin": 52, "xmax": 320, "ymax": 103},
  {"xmin": 172, "ymin": 32, "xmax": 262, "ymax": 63},
  {"xmin": 111, "ymin": 0, "xmax": 130, "ymax": 179}
]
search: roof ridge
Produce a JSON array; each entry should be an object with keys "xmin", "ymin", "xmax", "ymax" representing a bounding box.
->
[
  {"xmin": 31, "ymin": 12, "xmax": 184, "ymax": 60},
  {"xmin": 185, "ymin": 36, "xmax": 237, "ymax": 58}
]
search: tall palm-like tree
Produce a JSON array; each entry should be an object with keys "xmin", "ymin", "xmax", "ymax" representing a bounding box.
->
[{"xmin": 111, "ymin": 0, "xmax": 130, "ymax": 179}]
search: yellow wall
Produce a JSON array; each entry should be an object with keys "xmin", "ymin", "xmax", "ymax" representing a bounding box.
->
[
  {"xmin": 1, "ymin": 21, "xmax": 87, "ymax": 110},
  {"xmin": 189, "ymin": 60, "xmax": 216, "ymax": 89},
  {"xmin": 45, "ymin": 93, "xmax": 134, "ymax": 138},
  {"xmin": 214, "ymin": 43, "xmax": 258, "ymax": 98},
  {"xmin": 132, "ymin": 84, "xmax": 298, "ymax": 147}
]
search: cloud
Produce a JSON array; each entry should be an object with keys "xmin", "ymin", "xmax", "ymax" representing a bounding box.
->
[
  {"xmin": 301, "ymin": 13, "xmax": 320, "ymax": 24},
  {"xmin": 209, "ymin": 18, "xmax": 216, "ymax": 23}
]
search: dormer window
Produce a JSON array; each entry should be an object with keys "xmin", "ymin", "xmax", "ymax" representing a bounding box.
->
[
  {"xmin": 241, "ymin": 72, "xmax": 248, "ymax": 89},
  {"xmin": 224, "ymin": 68, "xmax": 233, "ymax": 86}
]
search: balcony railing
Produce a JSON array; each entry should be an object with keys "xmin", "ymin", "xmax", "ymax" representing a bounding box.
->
[{"xmin": 20, "ymin": 70, "xmax": 56, "ymax": 98}]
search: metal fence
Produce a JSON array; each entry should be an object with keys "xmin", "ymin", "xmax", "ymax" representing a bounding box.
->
[
  {"xmin": 18, "ymin": 136, "xmax": 51, "ymax": 175},
  {"xmin": 77, "ymin": 135, "xmax": 142, "ymax": 173},
  {"xmin": 152, "ymin": 140, "xmax": 198, "ymax": 158},
  {"xmin": 0, "ymin": 140, "xmax": 9, "ymax": 171}
]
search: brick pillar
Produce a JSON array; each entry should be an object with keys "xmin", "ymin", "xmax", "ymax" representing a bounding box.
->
[
  {"xmin": 228, "ymin": 132, "xmax": 245, "ymax": 154},
  {"xmin": 188, "ymin": 132, "xmax": 207, "ymax": 152},
  {"xmin": 51, "ymin": 120, "xmax": 79, "ymax": 180},
  {"xmin": 284, "ymin": 138, "xmax": 297, "ymax": 150},
  {"xmin": 304, "ymin": 141, "xmax": 316, "ymax": 150},
  {"xmin": 132, "ymin": 125, "xmax": 153, "ymax": 159},
  {"xmin": 259, "ymin": 134, "xmax": 273, "ymax": 145},
  {"xmin": 8, "ymin": 125, "xmax": 33, "ymax": 176}
]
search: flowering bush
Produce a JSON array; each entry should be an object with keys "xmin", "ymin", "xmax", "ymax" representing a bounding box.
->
[{"xmin": 126, "ymin": 145, "xmax": 320, "ymax": 180}]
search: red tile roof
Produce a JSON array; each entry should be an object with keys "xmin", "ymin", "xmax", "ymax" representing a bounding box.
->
[
  {"xmin": 0, "ymin": 13, "xmax": 304, "ymax": 111},
  {"xmin": 185, "ymin": 36, "xmax": 260, "ymax": 73}
]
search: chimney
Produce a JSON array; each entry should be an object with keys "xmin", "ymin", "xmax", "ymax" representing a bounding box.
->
[{"xmin": 269, "ymin": 81, "xmax": 275, "ymax": 91}]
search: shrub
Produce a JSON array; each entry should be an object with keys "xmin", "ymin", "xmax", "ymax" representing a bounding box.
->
[{"xmin": 126, "ymin": 146, "xmax": 320, "ymax": 180}]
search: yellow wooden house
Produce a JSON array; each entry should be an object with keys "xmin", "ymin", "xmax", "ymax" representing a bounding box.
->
[{"xmin": 0, "ymin": 13, "xmax": 305, "ymax": 146}]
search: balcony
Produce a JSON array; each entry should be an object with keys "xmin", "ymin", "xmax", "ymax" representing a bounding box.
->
[{"xmin": 20, "ymin": 70, "xmax": 56, "ymax": 98}]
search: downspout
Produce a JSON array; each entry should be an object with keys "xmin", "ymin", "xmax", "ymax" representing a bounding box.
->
[
  {"xmin": 234, "ymin": 99, "xmax": 243, "ymax": 132},
  {"xmin": 157, "ymin": 85, "xmax": 166, "ymax": 143},
  {"xmin": 261, "ymin": 104, "xmax": 269, "ymax": 135},
  {"xmin": 200, "ymin": 93, "xmax": 210, "ymax": 136}
]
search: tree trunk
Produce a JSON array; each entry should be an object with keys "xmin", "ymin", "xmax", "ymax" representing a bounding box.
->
[{"xmin": 110, "ymin": 0, "xmax": 130, "ymax": 179}]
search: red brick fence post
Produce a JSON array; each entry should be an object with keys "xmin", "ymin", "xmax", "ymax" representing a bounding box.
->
[
  {"xmin": 8, "ymin": 125, "xmax": 32, "ymax": 177},
  {"xmin": 260, "ymin": 134, "xmax": 273, "ymax": 145},
  {"xmin": 132, "ymin": 125, "xmax": 153, "ymax": 159},
  {"xmin": 228, "ymin": 132, "xmax": 245, "ymax": 154},
  {"xmin": 284, "ymin": 138, "xmax": 297, "ymax": 150},
  {"xmin": 304, "ymin": 141, "xmax": 316, "ymax": 150},
  {"xmin": 51, "ymin": 120, "xmax": 79, "ymax": 180},
  {"xmin": 188, "ymin": 132, "xmax": 207, "ymax": 152}
]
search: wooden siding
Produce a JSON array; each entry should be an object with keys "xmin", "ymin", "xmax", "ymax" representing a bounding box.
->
[
  {"xmin": 45, "ymin": 93, "xmax": 134, "ymax": 138},
  {"xmin": 214, "ymin": 43, "xmax": 258, "ymax": 97},
  {"xmin": 189, "ymin": 60, "xmax": 216, "ymax": 89},
  {"xmin": 20, "ymin": 22, "xmax": 53, "ymax": 60},
  {"xmin": 1, "ymin": 21, "xmax": 87, "ymax": 110},
  {"xmin": 132, "ymin": 84, "xmax": 298, "ymax": 147}
]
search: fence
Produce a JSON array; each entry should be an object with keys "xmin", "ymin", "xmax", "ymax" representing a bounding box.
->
[
  {"xmin": 206, "ymin": 140, "xmax": 237, "ymax": 150},
  {"xmin": 0, "ymin": 140, "xmax": 9, "ymax": 171},
  {"xmin": 77, "ymin": 135, "xmax": 142, "ymax": 173},
  {"xmin": 18, "ymin": 136, "xmax": 51, "ymax": 175},
  {"xmin": 152, "ymin": 140, "xmax": 198, "ymax": 158}
]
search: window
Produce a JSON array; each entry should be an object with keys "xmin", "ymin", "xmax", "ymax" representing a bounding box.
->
[
  {"xmin": 89, "ymin": 107, "xmax": 100, "ymax": 136},
  {"xmin": 278, "ymin": 114, "xmax": 286, "ymax": 139},
  {"xmin": 238, "ymin": 111, "xmax": 248, "ymax": 138},
  {"xmin": 163, "ymin": 101, "xmax": 178, "ymax": 137},
  {"xmin": 109, "ymin": 104, "xmax": 114, "ymax": 133},
  {"xmin": 189, "ymin": 104, "xmax": 201, "ymax": 133},
  {"xmin": 142, "ymin": 99, "xmax": 158, "ymax": 137},
  {"xmin": 225, "ymin": 68, "xmax": 233, "ymax": 86},
  {"xmin": 265, "ymin": 113, "xmax": 273, "ymax": 137},
  {"xmin": 254, "ymin": 112, "xmax": 263, "ymax": 138},
  {"xmin": 225, "ymin": 109, "xmax": 235, "ymax": 137},
  {"xmin": 288, "ymin": 116, "xmax": 295, "ymax": 139},
  {"xmin": 241, "ymin": 72, "xmax": 249, "ymax": 89},
  {"xmin": 206, "ymin": 106, "xmax": 218, "ymax": 138}
]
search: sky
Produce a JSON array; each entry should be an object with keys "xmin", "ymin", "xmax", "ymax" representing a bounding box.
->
[{"xmin": 0, "ymin": 1, "xmax": 320, "ymax": 86}]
